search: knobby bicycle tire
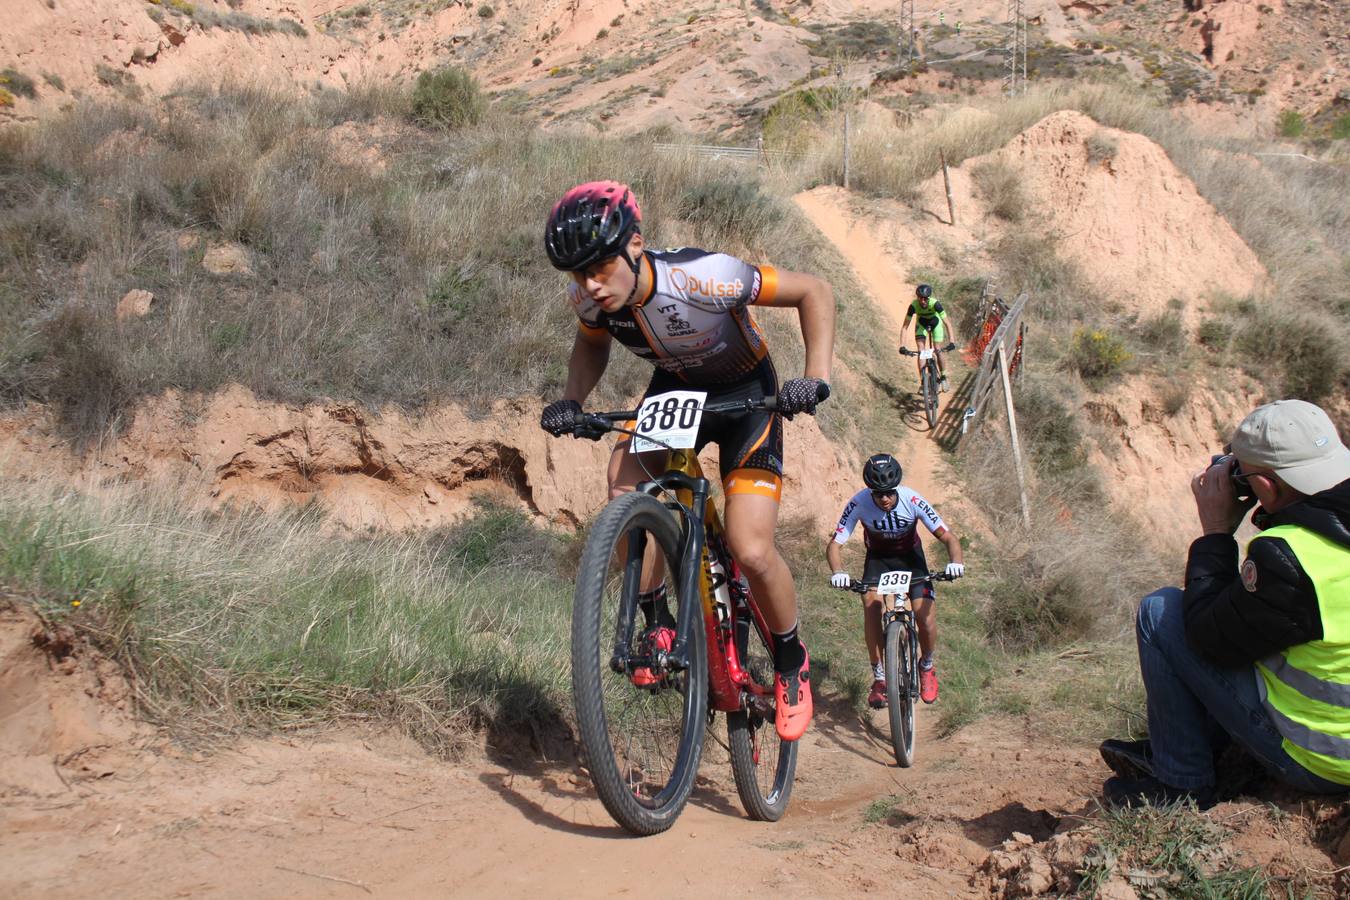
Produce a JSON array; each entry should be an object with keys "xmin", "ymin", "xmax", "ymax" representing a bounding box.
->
[
  {"xmin": 923, "ymin": 363, "xmax": 939, "ymax": 430},
  {"xmin": 571, "ymin": 491, "xmax": 708, "ymax": 835},
  {"xmin": 884, "ymin": 618, "xmax": 917, "ymax": 767},
  {"xmin": 727, "ymin": 611, "xmax": 798, "ymax": 821}
]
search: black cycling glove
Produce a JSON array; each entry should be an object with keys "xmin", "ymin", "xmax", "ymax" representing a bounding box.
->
[
  {"xmin": 775, "ymin": 378, "xmax": 831, "ymax": 419},
  {"xmin": 540, "ymin": 399, "xmax": 582, "ymax": 436}
]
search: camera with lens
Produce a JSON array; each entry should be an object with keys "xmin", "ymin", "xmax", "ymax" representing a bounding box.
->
[{"xmin": 1210, "ymin": 453, "xmax": 1256, "ymax": 506}]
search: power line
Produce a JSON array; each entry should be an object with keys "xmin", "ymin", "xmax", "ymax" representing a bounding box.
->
[
  {"xmin": 1003, "ymin": 0, "xmax": 1027, "ymax": 97},
  {"xmin": 898, "ymin": 0, "xmax": 916, "ymax": 73}
]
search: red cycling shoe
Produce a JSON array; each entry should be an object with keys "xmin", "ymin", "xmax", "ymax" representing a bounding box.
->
[
  {"xmin": 867, "ymin": 678, "xmax": 888, "ymax": 709},
  {"xmin": 774, "ymin": 651, "xmax": 813, "ymax": 741},
  {"xmin": 630, "ymin": 625, "xmax": 675, "ymax": 687},
  {"xmin": 919, "ymin": 666, "xmax": 939, "ymax": 704}
]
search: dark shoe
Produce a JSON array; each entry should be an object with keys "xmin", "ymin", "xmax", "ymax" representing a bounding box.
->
[
  {"xmin": 867, "ymin": 678, "xmax": 888, "ymax": 709},
  {"xmin": 1100, "ymin": 738, "xmax": 1153, "ymax": 779},
  {"xmin": 1103, "ymin": 775, "xmax": 1215, "ymax": 810}
]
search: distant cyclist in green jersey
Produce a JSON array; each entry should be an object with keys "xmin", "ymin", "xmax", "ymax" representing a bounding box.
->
[{"xmin": 900, "ymin": 283, "xmax": 956, "ymax": 393}]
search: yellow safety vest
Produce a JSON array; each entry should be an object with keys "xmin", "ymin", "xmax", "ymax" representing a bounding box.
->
[{"xmin": 1253, "ymin": 524, "xmax": 1350, "ymax": 785}]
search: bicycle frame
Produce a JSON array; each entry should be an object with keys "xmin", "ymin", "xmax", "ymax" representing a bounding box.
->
[{"xmin": 634, "ymin": 448, "xmax": 776, "ymax": 714}]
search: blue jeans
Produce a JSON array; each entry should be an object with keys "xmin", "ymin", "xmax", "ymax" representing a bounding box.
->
[{"xmin": 1136, "ymin": 587, "xmax": 1346, "ymax": 794}]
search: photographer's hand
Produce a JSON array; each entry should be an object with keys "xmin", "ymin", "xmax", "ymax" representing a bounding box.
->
[{"xmin": 1191, "ymin": 460, "xmax": 1247, "ymax": 536}]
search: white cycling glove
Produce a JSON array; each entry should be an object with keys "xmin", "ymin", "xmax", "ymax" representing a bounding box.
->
[
  {"xmin": 830, "ymin": 572, "xmax": 851, "ymax": 589},
  {"xmin": 945, "ymin": 562, "xmax": 965, "ymax": 579}
]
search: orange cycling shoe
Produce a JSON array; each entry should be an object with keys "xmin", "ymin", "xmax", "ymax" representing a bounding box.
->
[
  {"xmin": 774, "ymin": 651, "xmax": 813, "ymax": 741},
  {"xmin": 631, "ymin": 625, "xmax": 675, "ymax": 687},
  {"xmin": 867, "ymin": 678, "xmax": 888, "ymax": 709},
  {"xmin": 919, "ymin": 666, "xmax": 939, "ymax": 704}
]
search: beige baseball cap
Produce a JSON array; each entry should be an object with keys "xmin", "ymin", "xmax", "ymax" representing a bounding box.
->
[{"xmin": 1230, "ymin": 399, "xmax": 1350, "ymax": 495}]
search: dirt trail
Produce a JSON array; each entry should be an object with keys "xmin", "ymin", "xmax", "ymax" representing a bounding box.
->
[{"xmin": 1, "ymin": 604, "xmax": 1100, "ymax": 898}]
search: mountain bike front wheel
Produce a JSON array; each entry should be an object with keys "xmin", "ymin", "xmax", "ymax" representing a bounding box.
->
[
  {"xmin": 571, "ymin": 490, "xmax": 708, "ymax": 835},
  {"xmin": 884, "ymin": 618, "xmax": 917, "ymax": 767},
  {"xmin": 922, "ymin": 364, "xmax": 940, "ymax": 430},
  {"xmin": 727, "ymin": 609, "xmax": 798, "ymax": 821}
]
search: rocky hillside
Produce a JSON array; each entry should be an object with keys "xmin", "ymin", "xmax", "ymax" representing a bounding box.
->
[{"xmin": 3, "ymin": 0, "xmax": 1346, "ymax": 135}]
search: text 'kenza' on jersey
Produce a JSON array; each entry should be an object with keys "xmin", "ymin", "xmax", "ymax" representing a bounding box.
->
[{"xmin": 832, "ymin": 488, "xmax": 946, "ymax": 555}]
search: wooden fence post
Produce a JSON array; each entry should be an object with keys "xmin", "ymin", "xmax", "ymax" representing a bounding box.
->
[
  {"xmin": 996, "ymin": 342, "xmax": 1031, "ymax": 526},
  {"xmin": 940, "ymin": 149, "xmax": 956, "ymax": 226}
]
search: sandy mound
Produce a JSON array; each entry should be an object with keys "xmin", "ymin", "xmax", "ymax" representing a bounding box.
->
[
  {"xmin": 930, "ymin": 110, "xmax": 1266, "ymax": 319},
  {"xmin": 0, "ymin": 386, "xmax": 854, "ymax": 534},
  {"xmin": 1080, "ymin": 372, "xmax": 1264, "ymax": 554},
  {"xmin": 0, "ymin": 603, "xmax": 147, "ymax": 801}
]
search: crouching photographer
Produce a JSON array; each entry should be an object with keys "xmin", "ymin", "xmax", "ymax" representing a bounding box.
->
[{"xmin": 1100, "ymin": 399, "xmax": 1350, "ymax": 808}]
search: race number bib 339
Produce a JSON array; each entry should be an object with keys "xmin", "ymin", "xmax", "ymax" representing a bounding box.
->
[
  {"xmin": 631, "ymin": 390, "xmax": 707, "ymax": 454},
  {"xmin": 876, "ymin": 570, "xmax": 912, "ymax": 596}
]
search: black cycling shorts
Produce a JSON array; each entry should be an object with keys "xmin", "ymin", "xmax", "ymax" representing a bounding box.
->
[
  {"xmin": 640, "ymin": 358, "xmax": 784, "ymax": 497},
  {"xmin": 863, "ymin": 549, "xmax": 935, "ymax": 600}
]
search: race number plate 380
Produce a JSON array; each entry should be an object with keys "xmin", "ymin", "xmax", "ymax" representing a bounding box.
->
[
  {"xmin": 918, "ymin": 349, "xmax": 934, "ymax": 361},
  {"xmin": 631, "ymin": 390, "xmax": 708, "ymax": 454},
  {"xmin": 875, "ymin": 570, "xmax": 912, "ymax": 596}
]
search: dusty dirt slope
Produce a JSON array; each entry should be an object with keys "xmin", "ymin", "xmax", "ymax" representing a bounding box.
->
[
  {"xmin": 4, "ymin": 582, "xmax": 1348, "ymax": 897},
  {"xmin": 0, "ymin": 385, "xmax": 855, "ymax": 534}
]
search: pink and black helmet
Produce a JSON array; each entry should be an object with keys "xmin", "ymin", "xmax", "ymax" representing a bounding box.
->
[{"xmin": 544, "ymin": 181, "xmax": 642, "ymax": 271}]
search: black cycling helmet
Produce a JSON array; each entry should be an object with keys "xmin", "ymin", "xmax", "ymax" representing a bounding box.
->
[
  {"xmin": 915, "ymin": 283, "xmax": 933, "ymax": 299},
  {"xmin": 862, "ymin": 453, "xmax": 902, "ymax": 491},
  {"xmin": 544, "ymin": 180, "xmax": 642, "ymax": 272}
]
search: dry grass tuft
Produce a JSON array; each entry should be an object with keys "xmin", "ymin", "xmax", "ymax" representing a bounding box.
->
[{"xmin": 0, "ymin": 83, "xmax": 890, "ymax": 445}]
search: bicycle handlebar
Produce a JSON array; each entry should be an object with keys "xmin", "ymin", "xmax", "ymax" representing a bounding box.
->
[
  {"xmin": 899, "ymin": 343, "xmax": 957, "ymax": 357},
  {"xmin": 837, "ymin": 572, "xmax": 956, "ymax": 594},
  {"xmin": 579, "ymin": 395, "xmax": 782, "ymax": 428}
]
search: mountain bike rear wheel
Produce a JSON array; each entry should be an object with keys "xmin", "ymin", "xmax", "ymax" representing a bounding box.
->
[
  {"xmin": 727, "ymin": 607, "xmax": 798, "ymax": 821},
  {"xmin": 884, "ymin": 618, "xmax": 917, "ymax": 767},
  {"xmin": 572, "ymin": 491, "xmax": 708, "ymax": 835},
  {"xmin": 922, "ymin": 364, "xmax": 939, "ymax": 430}
]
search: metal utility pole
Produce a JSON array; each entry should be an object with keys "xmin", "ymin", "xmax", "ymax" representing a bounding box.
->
[
  {"xmin": 1003, "ymin": 0, "xmax": 1028, "ymax": 97},
  {"xmin": 898, "ymin": 0, "xmax": 915, "ymax": 73}
]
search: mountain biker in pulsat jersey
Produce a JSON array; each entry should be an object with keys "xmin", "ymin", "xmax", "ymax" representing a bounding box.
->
[
  {"xmin": 901, "ymin": 284, "xmax": 956, "ymax": 393},
  {"xmin": 539, "ymin": 181, "xmax": 837, "ymax": 742},
  {"xmin": 825, "ymin": 453, "xmax": 966, "ymax": 708}
]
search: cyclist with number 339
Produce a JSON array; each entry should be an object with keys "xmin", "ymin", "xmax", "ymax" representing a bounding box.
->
[
  {"xmin": 539, "ymin": 181, "xmax": 836, "ymax": 742},
  {"xmin": 826, "ymin": 454, "xmax": 966, "ymax": 709}
]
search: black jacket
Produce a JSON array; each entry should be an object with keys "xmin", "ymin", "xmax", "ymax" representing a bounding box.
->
[{"xmin": 1184, "ymin": 478, "xmax": 1350, "ymax": 667}]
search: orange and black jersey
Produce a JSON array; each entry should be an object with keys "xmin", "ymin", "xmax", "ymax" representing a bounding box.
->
[{"xmin": 569, "ymin": 248, "xmax": 777, "ymax": 387}]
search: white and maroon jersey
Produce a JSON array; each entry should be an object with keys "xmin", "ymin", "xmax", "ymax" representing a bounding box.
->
[
  {"xmin": 569, "ymin": 247, "xmax": 777, "ymax": 386},
  {"xmin": 832, "ymin": 486, "xmax": 946, "ymax": 556}
]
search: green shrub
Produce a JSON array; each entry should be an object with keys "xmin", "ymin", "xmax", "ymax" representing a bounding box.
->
[
  {"xmin": 971, "ymin": 159, "xmax": 1026, "ymax": 222},
  {"xmin": 678, "ymin": 177, "xmax": 781, "ymax": 246},
  {"xmin": 477, "ymin": 3, "xmax": 494, "ymax": 17},
  {"xmin": 1235, "ymin": 308, "xmax": 1347, "ymax": 401},
  {"xmin": 1277, "ymin": 108, "xmax": 1305, "ymax": 138},
  {"xmin": 0, "ymin": 69, "xmax": 37, "ymax": 100},
  {"xmin": 1196, "ymin": 318, "xmax": 1233, "ymax": 348},
  {"xmin": 1331, "ymin": 115, "xmax": 1350, "ymax": 141},
  {"xmin": 410, "ymin": 66, "xmax": 486, "ymax": 130},
  {"xmin": 1132, "ymin": 310, "xmax": 1186, "ymax": 356},
  {"xmin": 1015, "ymin": 382, "xmax": 1095, "ymax": 489},
  {"xmin": 1065, "ymin": 327, "xmax": 1131, "ymax": 383},
  {"xmin": 1085, "ymin": 131, "xmax": 1118, "ymax": 164}
]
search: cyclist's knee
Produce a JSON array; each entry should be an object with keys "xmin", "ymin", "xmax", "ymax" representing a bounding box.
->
[{"xmin": 727, "ymin": 534, "xmax": 780, "ymax": 576}]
